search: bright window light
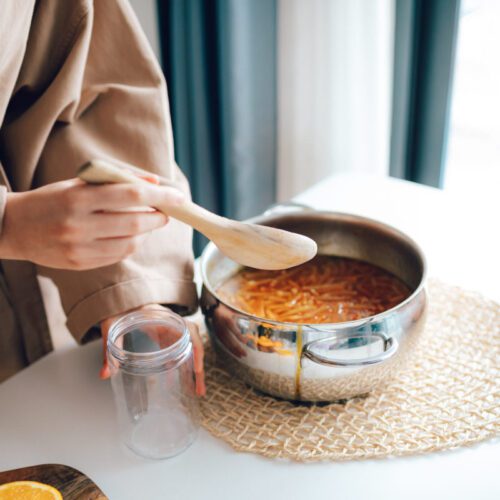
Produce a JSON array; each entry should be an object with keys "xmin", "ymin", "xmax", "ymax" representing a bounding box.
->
[{"xmin": 444, "ymin": 0, "xmax": 500, "ymax": 194}]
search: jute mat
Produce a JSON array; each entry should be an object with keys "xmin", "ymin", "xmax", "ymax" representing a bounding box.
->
[{"xmin": 198, "ymin": 280, "xmax": 500, "ymax": 461}]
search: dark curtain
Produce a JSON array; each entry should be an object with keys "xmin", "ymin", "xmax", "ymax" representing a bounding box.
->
[
  {"xmin": 390, "ymin": 0, "xmax": 461, "ymax": 187},
  {"xmin": 157, "ymin": 0, "xmax": 277, "ymax": 255}
]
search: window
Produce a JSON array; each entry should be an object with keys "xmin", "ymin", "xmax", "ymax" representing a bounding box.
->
[{"xmin": 444, "ymin": 0, "xmax": 500, "ymax": 195}]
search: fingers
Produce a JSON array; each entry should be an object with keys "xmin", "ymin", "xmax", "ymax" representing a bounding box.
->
[
  {"xmin": 98, "ymin": 304, "xmax": 206, "ymax": 399},
  {"xmin": 79, "ymin": 235, "xmax": 146, "ymax": 259},
  {"xmin": 137, "ymin": 173, "xmax": 160, "ymax": 185},
  {"xmin": 148, "ymin": 324, "xmax": 182, "ymax": 350},
  {"xmin": 187, "ymin": 322, "xmax": 206, "ymax": 397},
  {"xmin": 77, "ymin": 183, "xmax": 185, "ymax": 212},
  {"xmin": 100, "ymin": 317, "xmax": 115, "ymax": 379},
  {"xmin": 89, "ymin": 211, "xmax": 168, "ymax": 239},
  {"xmin": 98, "ymin": 158, "xmax": 161, "ymax": 185},
  {"xmin": 60, "ymin": 235, "xmax": 148, "ymax": 270},
  {"xmin": 145, "ymin": 319, "xmax": 205, "ymax": 397},
  {"xmin": 213, "ymin": 309, "xmax": 247, "ymax": 358},
  {"xmin": 215, "ymin": 323, "xmax": 247, "ymax": 358}
]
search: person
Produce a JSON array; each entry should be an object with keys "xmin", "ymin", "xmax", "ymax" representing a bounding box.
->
[{"xmin": 0, "ymin": 0, "xmax": 205, "ymax": 394}]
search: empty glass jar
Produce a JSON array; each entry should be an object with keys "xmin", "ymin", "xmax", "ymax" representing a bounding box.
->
[{"xmin": 107, "ymin": 309, "xmax": 199, "ymax": 459}]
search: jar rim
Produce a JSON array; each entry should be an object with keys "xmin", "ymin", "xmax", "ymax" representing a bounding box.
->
[{"xmin": 107, "ymin": 309, "xmax": 190, "ymax": 368}]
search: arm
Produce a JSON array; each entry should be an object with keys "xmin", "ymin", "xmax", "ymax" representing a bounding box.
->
[{"xmin": 0, "ymin": 0, "xmax": 198, "ymax": 342}]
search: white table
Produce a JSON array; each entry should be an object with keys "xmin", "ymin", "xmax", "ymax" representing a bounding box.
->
[{"xmin": 1, "ymin": 174, "xmax": 499, "ymax": 500}]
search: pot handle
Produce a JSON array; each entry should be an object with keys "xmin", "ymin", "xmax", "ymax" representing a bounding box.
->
[
  {"xmin": 262, "ymin": 201, "xmax": 314, "ymax": 217},
  {"xmin": 301, "ymin": 331, "xmax": 398, "ymax": 367}
]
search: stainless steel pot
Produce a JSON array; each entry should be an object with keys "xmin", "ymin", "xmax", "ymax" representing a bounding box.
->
[{"xmin": 200, "ymin": 206, "xmax": 427, "ymax": 402}]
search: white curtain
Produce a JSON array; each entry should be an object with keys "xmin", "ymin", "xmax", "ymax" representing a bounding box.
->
[{"xmin": 277, "ymin": 0, "xmax": 395, "ymax": 201}]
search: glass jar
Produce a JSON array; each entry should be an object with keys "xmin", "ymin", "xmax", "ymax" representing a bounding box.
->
[{"xmin": 107, "ymin": 309, "xmax": 199, "ymax": 459}]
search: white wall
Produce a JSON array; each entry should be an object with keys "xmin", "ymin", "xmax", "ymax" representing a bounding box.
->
[{"xmin": 277, "ymin": 0, "xmax": 395, "ymax": 201}]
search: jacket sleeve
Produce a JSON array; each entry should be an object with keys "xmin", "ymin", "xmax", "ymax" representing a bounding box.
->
[{"xmin": 0, "ymin": 0, "xmax": 197, "ymax": 343}]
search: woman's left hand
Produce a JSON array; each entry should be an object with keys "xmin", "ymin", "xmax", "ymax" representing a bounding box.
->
[{"xmin": 99, "ymin": 304, "xmax": 206, "ymax": 396}]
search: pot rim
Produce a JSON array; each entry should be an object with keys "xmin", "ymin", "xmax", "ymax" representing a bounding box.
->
[{"xmin": 200, "ymin": 210, "xmax": 427, "ymax": 330}]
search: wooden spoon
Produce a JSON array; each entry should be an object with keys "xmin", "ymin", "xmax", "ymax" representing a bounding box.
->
[{"xmin": 77, "ymin": 160, "xmax": 317, "ymax": 270}]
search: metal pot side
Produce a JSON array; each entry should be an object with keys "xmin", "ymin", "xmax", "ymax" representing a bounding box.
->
[{"xmin": 200, "ymin": 209, "xmax": 427, "ymax": 402}]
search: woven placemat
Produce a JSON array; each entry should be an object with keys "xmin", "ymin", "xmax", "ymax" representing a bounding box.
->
[{"xmin": 199, "ymin": 279, "xmax": 500, "ymax": 461}]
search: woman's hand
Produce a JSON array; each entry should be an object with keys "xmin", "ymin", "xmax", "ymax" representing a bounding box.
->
[
  {"xmin": 100, "ymin": 305, "xmax": 206, "ymax": 397},
  {"xmin": 0, "ymin": 178, "xmax": 184, "ymax": 270}
]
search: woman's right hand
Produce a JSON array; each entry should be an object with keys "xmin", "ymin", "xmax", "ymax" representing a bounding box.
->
[{"xmin": 0, "ymin": 178, "xmax": 184, "ymax": 270}]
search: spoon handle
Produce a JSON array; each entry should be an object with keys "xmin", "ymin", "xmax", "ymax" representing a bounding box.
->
[{"xmin": 77, "ymin": 159, "xmax": 224, "ymax": 237}]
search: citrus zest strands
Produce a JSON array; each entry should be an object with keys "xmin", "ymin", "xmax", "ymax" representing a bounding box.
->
[{"xmin": 217, "ymin": 256, "xmax": 411, "ymax": 324}]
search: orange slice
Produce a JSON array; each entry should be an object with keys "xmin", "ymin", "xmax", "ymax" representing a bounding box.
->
[{"xmin": 0, "ymin": 481, "xmax": 62, "ymax": 500}]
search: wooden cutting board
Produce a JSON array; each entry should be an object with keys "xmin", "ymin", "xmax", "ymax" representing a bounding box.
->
[{"xmin": 0, "ymin": 464, "xmax": 108, "ymax": 499}]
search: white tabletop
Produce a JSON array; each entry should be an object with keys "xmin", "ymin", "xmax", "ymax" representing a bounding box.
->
[{"xmin": 1, "ymin": 173, "xmax": 499, "ymax": 500}]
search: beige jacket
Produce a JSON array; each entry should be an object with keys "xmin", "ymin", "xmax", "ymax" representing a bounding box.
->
[{"xmin": 0, "ymin": 0, "xmax": 197, "ymax": 381}]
